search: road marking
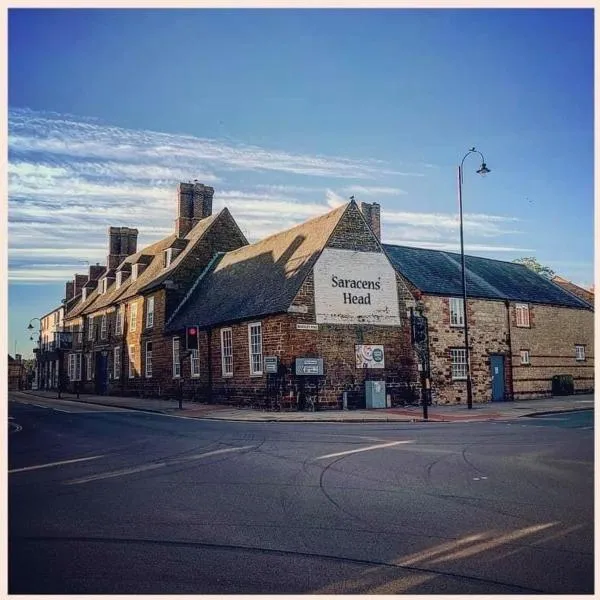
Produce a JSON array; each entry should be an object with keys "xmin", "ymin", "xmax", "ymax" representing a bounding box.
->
[
  {"xmin": 9, "ymin": 455, "xmax": 105, "ymax": 474},
  {"xmin": 315, "ymin": 440, "xmax": 414, "ymax": 460},
  {"xmin": 66, "ymin": 445, "xmax": 254, "ymax": 485}
]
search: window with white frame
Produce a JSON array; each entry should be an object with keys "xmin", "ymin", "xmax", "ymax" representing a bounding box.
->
[
  {"xmin": 113, "ymin": 347, "xmax": 121, "ymax": 379},
  {"xmin": 190, "ymin": 349, "xmax": 200, "ymax": 378},
  {"xmin": 88, "ymin": 316, "xmax": 94, "ymax": 340},
  {"xmin": 128, "ymin": 345, "xmax": 136, "ymax": 378},
  {"xmin": 145, "ymin": 341, "xmax": 153, "ymax": 377},
  {"xmin": 82, "ymin": 288, "xmax": 88, "ymax": 302},
  {"xmin": 519, "ymin": 350, "xmax": 530, "ymax": 365},
  {"xmin": 100, "ymin": 314, "xmax": 108, "ymax": 339},
  {"xmin": 129, "ymin": 303, "xmax": 138, "ymax": 332},
  {"xmin": 248, "ymin": 323, "xmax": 263, "ymax": 376},
  {"xmin": 131, "ymin": 264, "xmax": 139, "ymax": 281},
  {"xmin": 146, "ymin": 296, "xmax": 155, "ymax": 329},
  {"xmin": 68, "ymin": 354, "xmax": 75, "ymax": 380},
  {"xmin": 451, "ymin": 348, "xmax": 467, "ymax": 380},
  {"xmin": 115, "ymin": 306, "xmax": 123, "ymax": 336},
  {"xmin": 575, "ymin": 345, "xmax": 586, "ymax": 361},
  {"xmin": 221, "ymin": 328, "xmax": 233, "ymax": 376},
  {"xmin": 515, "ymin": 303, "xmax": 530, "ymax": 327},
  {"xmin": 116, "ymin": 271, "xmax": 123, "ymax": 289},
  {"xmin": 172, "ymin": 337, "xmax": 181, "ymax": 378},
  {"xmin": 86, "ymin": 353, "xmax": 93, "ymax": 380},
  {"xmin": 449, "ymin": 297, "xmax": 464, "ymax": 327},
  {"xmin": 74, "ymin": 353, "xmax": 82, "ymax": 381},
  {"xmin": 163, "ymin": 248, "xmax": 172, "ymax": 268}
]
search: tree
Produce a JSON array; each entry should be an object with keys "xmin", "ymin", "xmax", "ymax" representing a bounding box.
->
[{"xmin": 512, "ymin": 257, "xmax": 555, "ymax": 279}]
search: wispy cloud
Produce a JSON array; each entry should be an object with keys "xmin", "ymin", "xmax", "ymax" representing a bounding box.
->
[{"xmin": 343, "ymin": 185, "xmax": 408, "ymax": 196}]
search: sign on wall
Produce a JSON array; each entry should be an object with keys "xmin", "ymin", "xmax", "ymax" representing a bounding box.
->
[
  {"xmin": 355, "ymin": 345, "xmax": 385, "ymax": 369},
  {"xmin": 295, "ymin": 358, "xmax": 324, "ymax": 376},
  {"xmin": 313, "ymin": 249, "xmax": 401, "ymax": 325}
]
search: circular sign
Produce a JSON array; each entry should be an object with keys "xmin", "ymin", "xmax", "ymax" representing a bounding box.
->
[{"xmin": 372, "ymin": 348, "xmax": 384, "ymax": 362}]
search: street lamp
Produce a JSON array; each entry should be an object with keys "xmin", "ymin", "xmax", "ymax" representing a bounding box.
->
[
  {"xmin": 28, "ymin": 318, "xmax": 42, "ymax": 390},
  {"xmin": 458, "ymin": 147, "xmax": 490, "ymax": 410}
]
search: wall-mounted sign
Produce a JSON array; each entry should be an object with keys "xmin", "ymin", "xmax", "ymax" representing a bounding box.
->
[
  {"xmin": 355, "ymin": 344, "xmax": 385, "ymax": 369},
  {"xmin": 288, "ymin": 305, "xmax": 308, "ymax": 314},
  {"xmin": 296, "ymin": 323, "xmax": 319, "ymax": 331},
  {"xmin": 264, "ymin": 356, "xmax": 279, "ymax": 374},
  {"xmin": 313, "ymin": 249, "xmax": 400, "ymax": 325},
  {"xmin": 295, "ymin": 358, "xmax": 324, "ymax": 376}
]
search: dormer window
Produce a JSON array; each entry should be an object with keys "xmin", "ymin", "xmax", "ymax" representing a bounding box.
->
[
  {"xmin": 163, "ymin": 248, "xmax": 173, "ymax": 268},
  {"xmin": 131, "ymin": 264, "xmax": 139, "ymax": 281},
  {"xmin": 82, "ymin": 288, "xmax": 88, "ymax": 302},
  {"xmin": 98, "ymin": 278, "xmax": 108, "ymax": 295},
  {"xmin": 116, "ymin": 271, "xmax": 123, "ymax": 289}
]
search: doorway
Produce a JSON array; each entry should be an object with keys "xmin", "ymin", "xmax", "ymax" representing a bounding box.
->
[{"xmin": 489, "ymin": 354, "xmax": 505, "ymax": 402}]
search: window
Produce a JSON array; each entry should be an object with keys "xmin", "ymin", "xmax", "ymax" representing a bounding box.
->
[
  {"xmin": 100, "ymin": 314, "xmax": 107, "ymax": 340},
  {"xmin": 82, "ymin": 288, "xmax": 88, "ymax": 301},
  {"xmin": 115, "ymin": 306, "xmax": 124, "ymax": 336},
  {"xmin": 145, "ymin": 342, "xmax": 153, "ymax": 378},
  {"xmin": 515, "ymin": 303, "xmax": 530, "ymax": 327},
  {"xmin": 451, "ymin": 348, "xmax": 467, "ymax": 380},
  {"xmin": 129, "ymin": 303, "xmax": 138, "ymax": 332},
  {"xmin": 190, "ymin": 349, "xmax": 200, "ymax": 378},
  {"xmin": 68, "ymin": 354, "xmax": 75, "ymax": 380},
  {"xmin": 86, "ymin": 353, "xmax": 93, "ymax": 380},
  {"xmin": 128, "ymin": 345, "xmax": 136, "ymax": 378},
  {"xmin": 221, "ymin": 328, "xmax": 233, "ymax": 376},
  {"xmin": 146, "ymin": 296, "xmax": 155, "ymax": 329},
  {"xmin": 248, "ymin": 323, "xmax": 263, "ymax": 376},
  {"xmin": 163, "ymin": 248, "xmax": 172, "ymax": 268},
  {"xmin": 575, "ymin": 345, "xmax": 586, "ymax": 361},
  {"xmin": 172, "ymin": 337, "xmax": 181, "ymax": 378},
  {"xmin": 449, "ymin": 297, "xmax": 464, "ymax": 327},
  {"xmin": 131, "ymin": 264, "xmax": 139, "ymax": 281},
  {"xmin": 88, "ymin": 316, "xmax": 94, "ymax": 340},
  {"xmin": 113, "ymin": 347, "xmax": 121, "ymax": 379},
  {"xmin": 519, "ymin": 350, "xmax": 530, "ymax": 365},
  {"xmin": 74, "ymin": 353, "xmax": 82, "ymax": 381},
  {"xmin": 115, "ymin": 271, "xmax": 123, "ymax": 289}
]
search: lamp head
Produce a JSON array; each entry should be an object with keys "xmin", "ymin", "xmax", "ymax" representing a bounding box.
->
[
  {"xmin": 477, "ymin": 163, "xmax": 491, "ymax": 176},
  {"xmin": 29, "ymin": 335, "xmax": 34, "ymax": 341},
  {"xmin": 27, "ymin": 323, "xmax": 34, "ymax": 330}
]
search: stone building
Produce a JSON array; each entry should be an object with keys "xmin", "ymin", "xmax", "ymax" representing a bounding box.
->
[
  {"xmin": 551, "ymin": 275, "xmax": 594, "ymax": 307},
  {"xmin": 166, "ymin": 200, "xmax": 419, "ymax": 409},
  {"xmin": 62, "ymin": 182, "xmax": 248, "ymax": 397},
  {"xmin": 383, "ymin": 245, "xmax": 594, "ymax": 403},
  {"xmin": 8, "ymin": 354, "xmax": 26, "ymax": 391}
]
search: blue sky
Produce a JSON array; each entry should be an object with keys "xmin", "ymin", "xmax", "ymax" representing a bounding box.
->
[{"xmin": 7, "ymin": 8, "xmax": 594, "ymax": 357}]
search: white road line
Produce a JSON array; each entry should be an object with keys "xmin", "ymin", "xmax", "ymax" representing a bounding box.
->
[
  {"xmin": 66, "ymin": 445, "xmax": 254, "ymax": 485},
  {"xmin": 9, "ymin": 455, "xmax": 105, "ymax": 474},
  {"xmin": 51, "ymin": 408, "xmax": 71, "ymax": 413},
  {"xmin": 315, "ymin": 440, "xmax": 414, "ymax": 460}
]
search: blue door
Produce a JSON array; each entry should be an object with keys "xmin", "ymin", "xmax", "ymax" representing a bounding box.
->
[{"xmin": 490, "ymin": 355, "xmax": 505, "ymax": 402}]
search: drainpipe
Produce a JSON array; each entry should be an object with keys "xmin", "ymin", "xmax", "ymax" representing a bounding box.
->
[{"xmin": 504, "ymin": 300, "xmax": 514, "ymax": 401}]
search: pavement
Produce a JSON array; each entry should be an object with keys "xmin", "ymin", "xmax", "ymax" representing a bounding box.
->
[{"xmin": 15, "ymin": 389, "xmax": 595, "ymax": 422}]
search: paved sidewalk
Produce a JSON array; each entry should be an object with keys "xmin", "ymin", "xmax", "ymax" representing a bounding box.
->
[{"xmin": 14, "ymin": 389, "xmax": 595, "ymax": 423}]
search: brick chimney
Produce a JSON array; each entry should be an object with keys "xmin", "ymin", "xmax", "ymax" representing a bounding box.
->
[
  {"xmin": 88, "ymin": 263, "xmax": 105, "ymax": 281},
  {"xmin": 73, "ymin": 274, "xmax": 88, "ymax": 298},
  {"xmin": 65, "ymin": 281, "xmax": 74, "ymax": 302},
  {"xmin": 107, "ymin": 226, "xmax": 139, "ymax": 269},
  {"xmin": 176, "ymin": 182, "xmax": 214, "ymax": 238},
  {"xmin": 359, "ymin": 201, "xmax": 381, "ymax": 241}
]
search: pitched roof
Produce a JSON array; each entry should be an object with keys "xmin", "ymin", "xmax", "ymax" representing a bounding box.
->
[
  {"xmin": 552, "ymin": 276, "xmax": 594, "ymax": 308},
  {"xmin": 167, "ymin": 203, "xmax": 349, "ymax": 330},
  {"xmin": 383, "ymin": 244, "xmax": 591, "ymax": 310},
  {"xmin": 66, "ymin": 211, "xmax": 227, "ymax": 319}
]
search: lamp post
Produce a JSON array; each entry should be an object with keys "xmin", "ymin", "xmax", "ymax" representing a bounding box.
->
[
  {"xmin": 458, "ymin": 147, "xmax": 490, "ymax": 410},
  {"xmin": 27, "ymin": 318, "xmax": 42, "ymax": 390}
]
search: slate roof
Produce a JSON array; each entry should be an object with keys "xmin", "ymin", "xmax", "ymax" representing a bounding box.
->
[
  {"xmin": 552, "ymin": 276, "xmax": 594, "ymax": 308},
  {"xmin": 167, "ymin": 203, "xmax": 349, "ymax": 331},
  {"xmin": 66, "ymin": 210, "xmax": 233, "ymax": 319},
  {"xmin": 383, "ymin": 244, "xmax": 591, "ymax": 310}
]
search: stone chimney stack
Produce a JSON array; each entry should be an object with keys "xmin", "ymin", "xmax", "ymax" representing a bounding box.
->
[
  {"xmin": 359, "ymin": 201, "xmax": 381, "ymax": 241},
  {"xmin": 88, "ymin": 263, "xmax": 105, "ymax": 281},
  {"xmin": 73, "ymin": 274, "xmax": 88, "ymax": 298},
  {"xmin": 65, "ymin": 281, "xmax": 74, "ymax": 302},
  {"xmin": 108, "ymin": 227, "xmax": 139, "ymax": 269},
  {"xmin": 191, "ymin": 182, "xmax": 214, "ymax": 227}
]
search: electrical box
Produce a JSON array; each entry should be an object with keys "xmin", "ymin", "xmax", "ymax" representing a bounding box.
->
[{"xmin": 365, "ymin": 380, "xmax": 386, "ymax": 409}]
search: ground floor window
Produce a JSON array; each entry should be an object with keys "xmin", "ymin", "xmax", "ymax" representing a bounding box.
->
[
  {"xmin": 128, "ymin": 345, "xmax": 136, "ymax": 378},
  {"xmin": 145, "ymin": 342, "xmax": 153, "ymax": 378},
  {"xmin": 575, "ymin": 345, "xmax": 586, "ymax": 361},
  {"xmin": 190, "ymin": 349, "xmax": 200, "ymax": 378},
  {"xmin": 86, "ymin": 353, "xmax": 93, "ymax": 380},
  {"xmin": 113, "ymin": 347, "xmax": 121, "ymax": 379},
  {"xmin": 451, "ymin": 348, "xmax": 467, "ymax": 380},
  {"xmin": 221, "ymin": 328, "xmax": 233, "ymax": 377},
  {"xmin": 248, "ymin": 323, "xmax": 263, "ymax": 376},
  {"xmin": 519, "ymin": 350, "xmax": 530, "ymax": 365},
  {"xmin": 172, "ymin": 337, "xmax": 181, "ymax": 378}
]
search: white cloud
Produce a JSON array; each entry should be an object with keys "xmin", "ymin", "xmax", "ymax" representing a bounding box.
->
[
  {"xmin": 343, "ymin": 185, "xmax": 408, "ymax": 196},
  {"xmin": 386, "ymin": 239, "xmax": 534, "ymax": 253}
]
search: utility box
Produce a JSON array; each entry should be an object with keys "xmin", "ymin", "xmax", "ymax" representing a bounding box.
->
[{"xmin": 365, "ymin": 380, "xmax": 386, "ymax": 409}]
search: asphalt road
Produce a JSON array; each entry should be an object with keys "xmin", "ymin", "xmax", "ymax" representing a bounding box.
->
[{"xmin": 8, "ymin": 393, "xmax": 594, "ymax": 594}]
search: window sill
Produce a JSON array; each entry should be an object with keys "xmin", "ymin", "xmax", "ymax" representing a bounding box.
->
[
  {"xmin": 250, "ymin": 373, "xmax": 263, "ymax": 377},
  {"xmin": 451, "ymin": 377, "xmax": 467, "ymax": 381},
  {"xmin": 222, "ymin": 373, "xmax": 233, "ymax": 378},
  {"xmin": 450, "ymin": 324, "xmax": 465, "ymax": 328}
]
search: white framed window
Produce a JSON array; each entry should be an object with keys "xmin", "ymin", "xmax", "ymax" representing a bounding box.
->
[
  {"xmin": 131, "ymin": 264, "xmax": 139, "ymax": 281},
  {"xmin": 86, "ymin": 353, "xmax": 93, "ymax": 380},
  {"xmin": 88, "ymin": 316, "xmax": 94, "ymax": 340},
  {"xmin": 515, "ymin": 303, "xmax": 530, "ymax": 327},
  {"xmin": 575, "ymin": 345, "xmax": 586, "ymax": 361},
  {"xmin": 145, "ymin": 341, "xmax": 153, "ymax": 378},
  {"xmin": 82, "ymin": 288, "xmax": 88, "ymax": 302},
  {"xmin": 190, "ymin": 349, "xmax": 200, "ymax": 378},
  {"xmin": 128, "ymin": 345, "xmax": 136, "ymax": 378},
  {"xmin": 449, "ymin": 297, "xmax": 464, "ymax": 327},
  {"xmin": 221, "ymin": 328, "xmax": 233, "ymax": 377},
  {"xmin": 146, "ymin": 296, "xmax": 155, "ymax": 329},
  {"xmin": 74, "ymin": 353, "xmax": 82, "ymax": 382},
  {"xmin": 172, "ymin": 337, "xmax": 181, "ymax": 378},
  {"xmin": 129, "ymin": 303, "xmax": 138, "ymax": 332},
  {"xmin": 115, "ymin": 271, "xmax": 123, "ymax": 289},
  {"xmin": 451, "ymin": 348, "xmax": 467, "ymax": 380},
  {"xmin": 519, "ymin": 350, "xmax": 530, "ymax": 365},
  {"xmin": 113, "ymin": 346, "xmax": 121, "ymax": 379},
  {"xmin": 68, "ymin": 353, "xmax": 75, "ymax": 380},
  {"xmin": 100, "ymin": 314, "xmax": 107, "ymax": 340},
  {"xmin": 248, "ymin": 323, "xmax": 263, "ymax": 376},
  {"xmin": 115, "ymin": 306, "xmax": 124, "ymax": 336},
  {"xmin": 164, "ymin": 248, "xmax": 172, "ymax": 268}
]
